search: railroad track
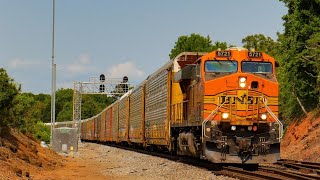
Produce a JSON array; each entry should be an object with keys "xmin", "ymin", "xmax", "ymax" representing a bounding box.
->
[
  {"xmin": 276, "ymin": 159, "xmax": 320, "ymax": 174},
  {"xmin": 216, "ymin": 166, "xmax": 320, "ymax": 180},
  {"xmin": 86, "ymin": 141, "xmax": 320, "ymax": 180}
]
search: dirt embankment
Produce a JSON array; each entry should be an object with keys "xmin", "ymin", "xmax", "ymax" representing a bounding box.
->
[
  {"xmin": 0, "ymin": 128, "xmax": 233, "ymax": 180},
  {"xmin": 281, "ymin": 112, "xmax": 320, "ymax": 162},
  {"xmin": 0, "ymin": 128, "xmax": 65, "ymax": 179}
]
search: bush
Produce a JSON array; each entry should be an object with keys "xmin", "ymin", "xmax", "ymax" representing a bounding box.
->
[{"xmin": 31, "ymin": 121, "xmax": 50, "ymax": 143}]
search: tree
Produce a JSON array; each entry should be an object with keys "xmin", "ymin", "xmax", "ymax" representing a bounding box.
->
[
  {"xmin": 81, "ymin": 95, "xmax": 99, "ymax": 119},
  {"xmin": 242, "ymin": 34, "xmax": 280, "ymax": 57},
  {"xmin": 54, "ymin": 88, "xmax": 73, "ymax": 122},
  {"xmin": 56, "ymin": 101, "xmax": 73, "ymax": 122},
  {"xmin": 277, "ymin": 0, "xmax": 320, "ymax": 120},
  {"xmin": 0, "ymin": 68, "xmax": 18, "ymax": 126},
  {"xmin": 169, "ymin": 33, "xmax": 228, "ymax": 59},
  {"xmin": 35, "ymin": 94, "xmax": 51, "ymax": 123}
]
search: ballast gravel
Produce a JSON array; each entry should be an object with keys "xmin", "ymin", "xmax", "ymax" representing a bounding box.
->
[{"xmin": 78, "ymin": 142, "xmax": 235, "ymax": 180}]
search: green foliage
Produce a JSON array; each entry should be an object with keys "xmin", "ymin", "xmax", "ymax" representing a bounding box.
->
[
  {"xmin": 11, "ymin": 93, "xmax": 38, "ymax": 129},
  {"xmin": 0, "ymin": 68, "xmax": 18, "ymax": 126},
  {"xmin": 0, "ymin": 70, "xmax": 114, "ymax": 142},
  {"xmin": 56, "ymin": 101, "xmax": 72, "ymax": 122},
  {"xmin": 55, "ymin": 89, "xmax": 73, "ymax": 122},
  {"xmin": 277, "ymin": 0, "xmax": 320, "ymax": 120},
  {"xmin": 242, "ymin": 34, "xmax": 280, "ymax": 57},
  {"xmin": 31, "ymin": 121, "xmax": 50, "ymax": 143},
  {"xmin": 53, "ymin": 89, "xmax": 115, "ymax": 121},
  {"xmin": 81, "ymin": 94, "xmax": 115, "ymax": 119},
  {"xmin": 169, "ymin": 33, "xmax": 228, "ymax": 59}
]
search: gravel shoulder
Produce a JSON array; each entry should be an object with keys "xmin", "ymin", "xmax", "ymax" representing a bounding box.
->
[{"xmin": 36, "ymin": 142, "xmax": 235, "ymax": 180}]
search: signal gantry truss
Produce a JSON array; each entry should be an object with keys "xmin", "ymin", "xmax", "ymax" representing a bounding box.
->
[{"xmin": 73, "ymin": 75, "xmax": 129, "ymax": 141}]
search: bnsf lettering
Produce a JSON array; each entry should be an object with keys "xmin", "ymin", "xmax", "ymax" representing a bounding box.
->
[{"xmin": 220, "ymin": 96, "xmax": 260, "ymax": 104}]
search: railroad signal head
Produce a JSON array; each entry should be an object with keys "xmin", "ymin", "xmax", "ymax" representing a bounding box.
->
[
  {"xmin": 123, "ymin": 76, "xmax": 128, "ymax": 83},
  {"xmin": 99, "ymin": 84, "xmax": 105, "ymax": 92},
  {"xmin": 100, "ymin": 74, "xmax": 105, "ymax": 82}
]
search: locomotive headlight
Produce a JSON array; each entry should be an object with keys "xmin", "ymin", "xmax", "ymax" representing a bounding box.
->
[
  {"xmin": 239, "ymin": 77, "xmax": 246, "ymax": 83},
  {"xmin": 261, "ymin": 113, "xmax": 267, "ymax": 120},
  {"xmin": 222, "ymin": 112, "xmax": 229, "ymax": 119},
  {"xmin": 248, "ymin": 126, "xmax": 253, "ymax": 131},
  {"xmin": 231, "ymin": 126, "xmax": 236, "ymax": 131},
  {"xmin": 239, "ymin": 77, "xmax": 246, "ymax": 88},
  {"xmin": 239, "ymin": 82, "xmax": 246, "ymax": 88}
]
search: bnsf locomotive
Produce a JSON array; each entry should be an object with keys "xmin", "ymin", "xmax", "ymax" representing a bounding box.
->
[{"xmin": 81, "ymin": 47, "xmax": 283, "ymax": 164}]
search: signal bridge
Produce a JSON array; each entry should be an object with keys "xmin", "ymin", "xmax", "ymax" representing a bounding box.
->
[{"xmin": 73, "ymin": 74, "xmax": 129, "ymax": 141}]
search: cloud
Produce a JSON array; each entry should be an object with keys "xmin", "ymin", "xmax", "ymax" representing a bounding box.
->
[
  {"xmin": 66, "ymin": 53, "xmax": 94, "ymax": 74},
  {"xmin": 9, "ymin": 58, "xmax": 41, "ymax": 69},
  {"xmin": 108, "ymin": 61, "xmax": 145, "ymax": 80}
]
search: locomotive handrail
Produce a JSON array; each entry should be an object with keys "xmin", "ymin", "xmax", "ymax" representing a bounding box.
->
[
  {"xmin": 201, "ymin": 96, "xmax": 283, "ymax": 142},
  {"xmin": 202, "ymin": 97, "xmax": 226, "ymax": 142},
  {"xmin": 262, "ymin": 98, "xmax": 283, "ymax": 141}
]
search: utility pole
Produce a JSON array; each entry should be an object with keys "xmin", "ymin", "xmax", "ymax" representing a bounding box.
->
[{"xmin": 50, "ymin": 0, "xmax": 56, "ymax": 146}]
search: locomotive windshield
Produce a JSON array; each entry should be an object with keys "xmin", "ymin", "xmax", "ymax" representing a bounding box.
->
[
  {"xmin": 242, "ymin": 62, "xmax": 272, "ymax": 73},
  {"xmin": 205, "ymin": 60, "xmax": 238, "ymax": 73}
]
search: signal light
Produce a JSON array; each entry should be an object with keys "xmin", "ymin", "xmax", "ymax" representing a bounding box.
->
[
  {"xmin": 123, "ymin": 76, "xmax": 128, "ymax": 83},
  {"xmin": 100, "ymin": 74, "xmax": 105, "ymax": 82},
  {"xmin": 99, "ymin": 84, "xmax": 105, "ymax": 92}
]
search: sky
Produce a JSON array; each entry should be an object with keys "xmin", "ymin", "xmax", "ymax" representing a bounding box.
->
[{"xmin": 0, "ymin": 0, "xmax": 287, "ymax": 94}]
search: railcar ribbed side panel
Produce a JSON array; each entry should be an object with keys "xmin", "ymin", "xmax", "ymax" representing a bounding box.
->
[
  {"xmin": 95, "ymin": 117, "xmax": 99, "ymax": 140},
  {"xmin": 145, "ymin": 68, "xmax": 169, "ymax": 145},
  {"xmin": 106, "ymin": 108, "xmax": 112, "ymax": 141},
  {"xmin": 112, "ymin": 103, "xmax": 119, "ymax": 142},
  {"xmin": 129, "ymin": 86, "xmax": 143, "ymax": 143},
  {"xmin": 100, "ymin": 111, "xmax": 106, "ymax": 142},
  {"xmin": 81, "ymin": 121, "xmax": 86, "ymax": 140},
  {"xmin": 118, "ymin": 97, "xmax": 128, "ymax": 141},
  {"xmin": 88, "ymin": 119, "xmax": 94, "ymax": 140}
]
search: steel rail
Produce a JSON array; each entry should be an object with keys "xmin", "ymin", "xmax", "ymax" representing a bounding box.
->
[
  {"xmin": 259, "ymin": 166, "xmax": 320, "ymax": 180},
  {"xmin": 279, "ymin": 159, "xmax": 320, "ymax": 168},
  {"xmin": 221, "ymin": 166, "xmax": 284, "ymax": 180},
  {"xmin": 277, "ymin": 159, "xmax": 320, "ymax": 174}
]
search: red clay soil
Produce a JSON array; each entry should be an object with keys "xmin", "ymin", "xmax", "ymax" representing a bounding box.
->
[
  {"xmin": 0, "ymin": 128, "xmax": 112, "ymax": 179},
  {"xmin": 0, "ymin": 128, "xmax": 65, "ymax": 179},
  {"xmin": 281, "ymin": 113, "xmax": 320, "ymax": 162}
]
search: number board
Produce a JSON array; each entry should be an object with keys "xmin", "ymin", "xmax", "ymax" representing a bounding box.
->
[
  {"xmin": 248, "ymin": 51, "xmax": 262, "ymax": 58},
  {"xmin": 216, "ymin": 51, "xmax": 231, "ymax": 57}
]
